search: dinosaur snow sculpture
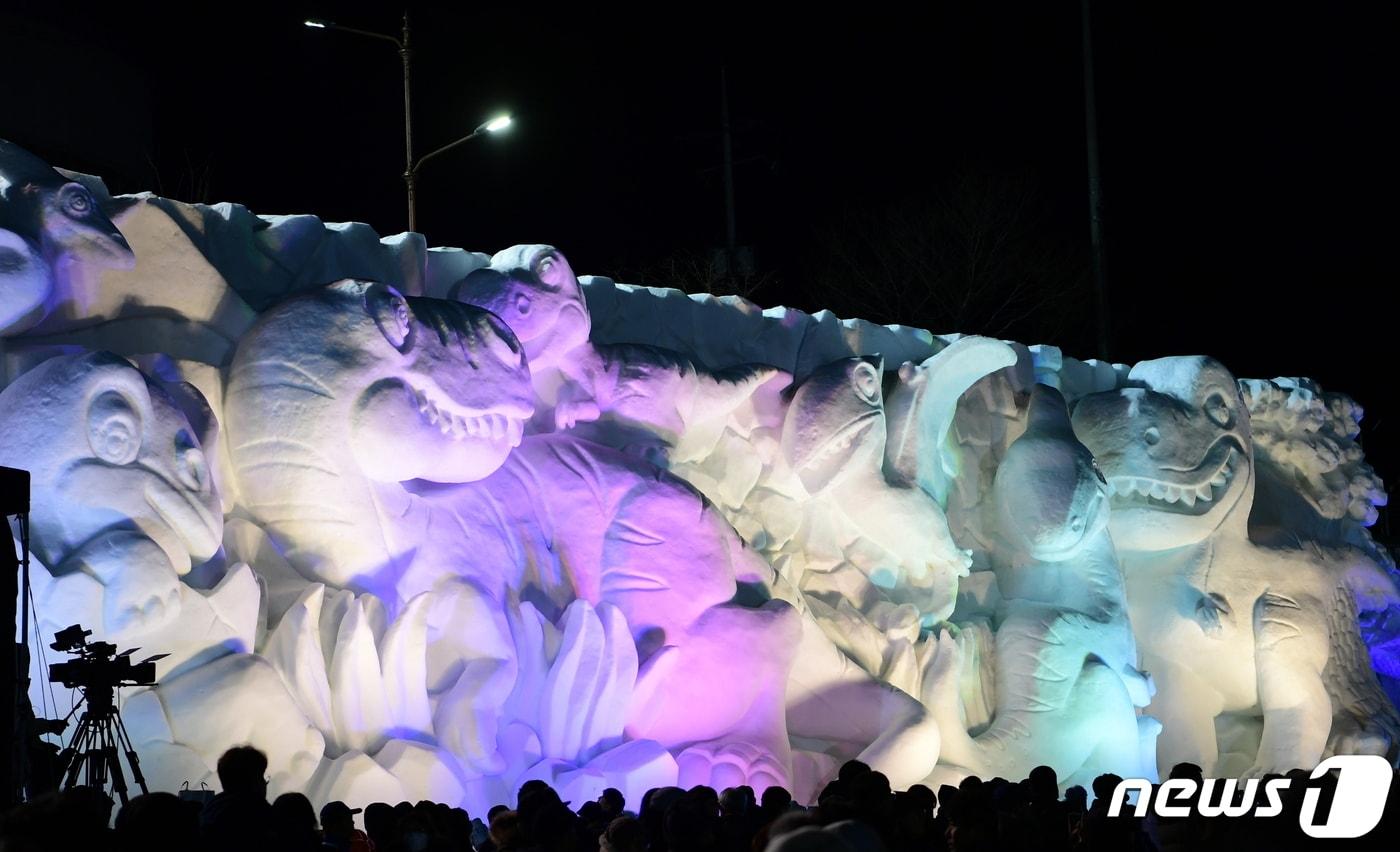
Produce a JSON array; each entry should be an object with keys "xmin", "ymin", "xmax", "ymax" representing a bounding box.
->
[
  {"xmin": 781, "ymin": 355, "xmax": 972, "ymax": 621},
  {"xmin": 5, "ymin": 133, "xmax": 1397, "ymax": 805},
  {"xmin": 781, "ymin": 339, "xmax": 1016, "ymax": 623},
  {"xmin": 0, "ymin": 352, "xmax": 252, "ymax": 647},
  {"xmin": 224, "ymin": 282, "xmax": 804, "ymax": 789},
  {"xmin": 224, "ymin": 279, "xmax": 536, "ymax": 598},
  {"xmin": 450, "ymin": 245, "xmax": 601, "ymax": 430},
  {"xmin": 584, "ymin": 343, "xmax": 787, "ymax": 465},
  {"xmin": 450, "ymin": 245, "xmax": 790, "ymax": 468},
  {"xmin": 0, "ymin": 138, "xmax": 134, "ymax": 335},
  {"xmin": 928, "ymin": 386, "xmax": 1158, "ymax": 787},
  {"xmin": 1071, "ymin": 356, "xmax": 1400, "ymax": 776},
  {"xmin": 222, "ymin": 282, "xmax": 964, "ymax": 792}
]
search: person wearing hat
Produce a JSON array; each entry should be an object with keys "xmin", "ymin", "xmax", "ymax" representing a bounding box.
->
[{"xmin": 320, "ymin": 801, "xmax": 372, "ymax": 852}]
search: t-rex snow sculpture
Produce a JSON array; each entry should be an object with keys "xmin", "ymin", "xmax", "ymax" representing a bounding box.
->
[
  {"xmin": 928, "ymin": 385, "xmax": 1157, "ymax": 787},
  {"xmin": 1, "ymin": 138, "xmax": 134, "ymax": 335},
  {"xmin": 224, "ymin": 279, "xmax": 537, "ymax": 597},
  {"xmin": 1071, "ymin": 356, "xmax": 1400, "ymax": 776}
]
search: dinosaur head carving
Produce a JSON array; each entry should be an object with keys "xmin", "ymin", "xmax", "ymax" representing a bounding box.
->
[
  {"xmin": 0, "ymin": 352, "xmax": 221, "ymax": 576},
  {"xmin": 993, "ymin": 385, "xmax": 1109, "ymax": 563},
  {"xmin": 225, "ymin": 281, "xmax": 535, "ymax": 587},
  {"xmin": 230, "ymin": 280, "xmax": 535, "ymax": 486},
  {"xmin": 1071, "ymin": 356, "xmax": 1252, "ymax": 552},
  {"xmin": 449, "ymin": 244, "xmax": 589, "ymax": 372},
  {"xmin": 1, "ymin": 140, "xmax": 133, "ymax": 268},
  {"xmin": 782, "ymin": 356, "xmax": 886, "ymax": 496},
  {"xmin": 2, "ymin": 139, "xmax": 135, "ymax": 334}
]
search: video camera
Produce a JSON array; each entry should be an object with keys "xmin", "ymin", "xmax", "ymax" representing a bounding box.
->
[{"xmin": 47, "ymin": 624, "xmax": 161, "ymax": 690}]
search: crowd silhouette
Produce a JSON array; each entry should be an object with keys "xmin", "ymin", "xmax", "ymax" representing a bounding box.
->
[{"xmin": 1, "ymin": 746, "xmax": 1397, "ymax": 851}]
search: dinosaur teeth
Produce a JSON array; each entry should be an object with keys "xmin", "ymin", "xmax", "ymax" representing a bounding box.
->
[
  {"xmin": 1195, "ymin": 484, "xmax": 1214, "ymax": 503},
  {"xmin": 408, "ymin": 382, "xmax": 525, "ymax": 445}
]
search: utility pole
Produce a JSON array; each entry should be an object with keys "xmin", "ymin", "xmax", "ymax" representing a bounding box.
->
[
  {"xmin": 720, "ymin": 65, "xmax": 738, "ymax": 272},
  {"xmin": 400, "ymin": 12, "xmax": 415, "ymax": 233},
  {"xmin": 1081, "ymin": 0, "xmax": 1110, "ymax": 360}
]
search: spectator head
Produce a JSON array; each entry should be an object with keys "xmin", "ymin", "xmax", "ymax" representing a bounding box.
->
[
  {"xmin": 761, "ymin": 786, "xmax": 793, "ymax": 815},
  {"xmin": 215, "ymin": 746, "xmax": 269, "ymax": 798},
  {"xmin": 837, "ymin": 760, "xmax": 871, "ymax": 784},
  {"xmin": 491, "ymin": 809, "xmax": 524, "ymax": 851},
  {"xmin": 364, "ymin": 801, "xmax": 397, "ymax": 845},
  {"xmin": 489, "ymin": 804, "xmax": 511, "ymax": 821},
  {"xmin": 599, "ymin": 787, "xmax": 625, "ymax": 817},
  {"xmin": 578, "ymin": 800, "xmax": 606, "ymax": 824},
  {"xmin": 903, "ymin": 784, "xmax": 937, "ymax": 813},
  {"xmin": 1064, "ymin": 785, "xmax": 1088, "ymax": 812},
  {"xmin": 271, "ymin": 792, "xmax": 317, "ymax": 831},
  {"xmin": 603, "ymin": 816, "xmax": 647, "ymax": 852},
  {"xmin": 687, "ymin": 785, "xmax": 720, "ymax": 817},
  {"xmin": 719, "ymin": 787, "xmax": 748, "ymax": 817},
  {"xmin": 320, "ymin": 801, "xmax": 361, "ymax": 841},
  {"xmin": 518, "ymin": 779, "xmax": 553, "ymax": 807},
  {"xmin": 1028, "ymin": 765, "xmax": 1059, "ymax": 802},
  {"xmin": 1091, "ymin": 773, "xmax": 1123, "ymax": 805},
  {"xmin": 518, "ymin": 784, "xmax": 566, "ymax": 842},
  {"xmin": 1169, "ymin": 762, "xmax": 1204, "ymax": 782}
]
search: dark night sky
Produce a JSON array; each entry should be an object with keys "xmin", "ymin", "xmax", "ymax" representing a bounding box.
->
[{"xmin": 2, "ymin": 2, "xmax": 1396, "ymax": 512}]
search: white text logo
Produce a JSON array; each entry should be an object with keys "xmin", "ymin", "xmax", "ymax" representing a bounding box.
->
[{"xmin": 1108, "ymin": 755, "xmax": 1392, "ymax": 839}]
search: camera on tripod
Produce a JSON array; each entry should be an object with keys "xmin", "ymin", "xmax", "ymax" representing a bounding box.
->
[
  {"xmin": 47, "ymin": 624, "xmax": 160, "ymax": 689},
  {"xmin": 44, "ymin": 624, "xmax": 166, "ymax": 805}
]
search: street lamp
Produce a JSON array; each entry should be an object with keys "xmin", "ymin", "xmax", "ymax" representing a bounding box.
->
[
  {"xmin": 304, "ymin": 14, "xmax": 511, "ymax": 233},
  {"xmin": 404, "ymin": 114, "xmax": 512, "ymax": 232}
]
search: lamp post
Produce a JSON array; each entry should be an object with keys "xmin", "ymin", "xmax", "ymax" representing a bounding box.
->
[{"xmin": 304, "ymin": 15, "xmax": 512, "ymax": 233}]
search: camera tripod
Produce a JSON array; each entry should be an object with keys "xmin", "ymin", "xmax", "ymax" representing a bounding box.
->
[{"xmin": 58, "ymin": 684, "xmax": 148, "ymax": 805}]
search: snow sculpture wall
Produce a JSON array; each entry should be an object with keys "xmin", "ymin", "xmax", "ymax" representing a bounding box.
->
[{"xmin": 4, "ymin": 138, "xmax": 1398, "ymax": 812}]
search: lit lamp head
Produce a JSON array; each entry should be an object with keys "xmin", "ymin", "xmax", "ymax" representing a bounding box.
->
[
  {"xmin": 479, "ymin": 115, "xmax": 513, "ymax": 134},
  {"xmin": 303, "ymin": 19, "xmax": 329, "ymax": 29}
]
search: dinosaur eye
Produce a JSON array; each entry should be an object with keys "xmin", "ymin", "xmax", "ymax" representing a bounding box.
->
[
  {"xmin": 61, "ymin": 185, "xmax": 93, "ymax": 217},
  {"xmin": 87, "ymin": 390, "xmax": 141, "ymax": 466},
  {"xmin": 1204, "ymin": 392, "xmax": 1234, "ymax": 428},
  {"xmin": 1090, "ymin": 458, "xmax": 1107, "ymax": 485},
  {"xmin": 851, "ymin": 361, "xmax": 881, "ymax": 404}
]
